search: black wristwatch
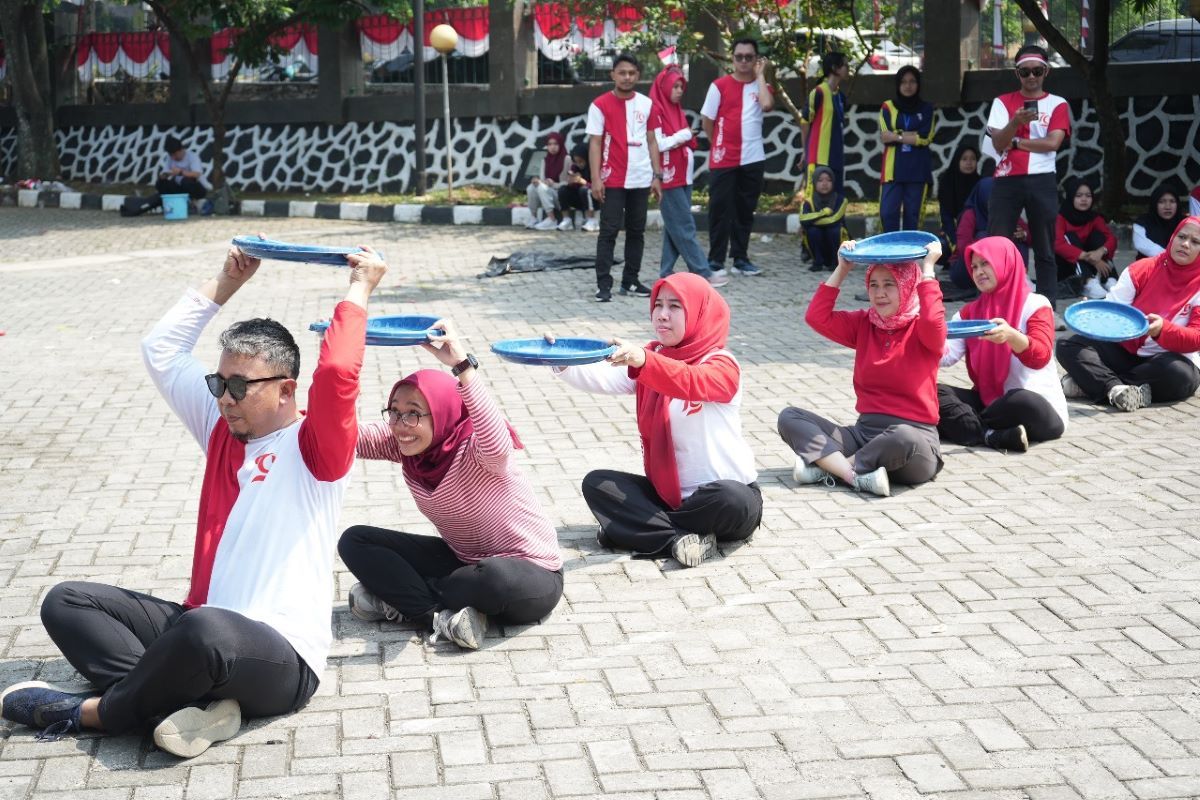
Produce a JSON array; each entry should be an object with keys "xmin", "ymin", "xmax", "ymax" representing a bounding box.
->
[{"xmin": 451, "ymin": 353, "xmax": 479, "ymax": 377}]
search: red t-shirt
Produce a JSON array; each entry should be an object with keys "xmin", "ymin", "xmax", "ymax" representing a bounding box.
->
[
  {"xmin": 985, "ymin": 91, "xmax": 1070, "ymax": 178},
  {"xmin": 585, "ymin": 91, "xmax": 654, "ymax": 189}
]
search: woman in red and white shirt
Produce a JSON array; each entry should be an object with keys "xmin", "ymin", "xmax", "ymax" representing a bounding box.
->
[
  {"xmin": 1057, "ymin": 216, "xmax": 1200, "ymax": 411},
  {"xmin": 779, "ymin": 241, "xmax": 945, "ymax": 497},
  {"xmin": 939, "ymin": 236, "xmax": 1067, "ymax": 452},
  {"xmin": 339, "ymin": 320, "xmax": 563, "ymax": 650},
  {"xmin": 553, "ymin": 273, "xmax": 760, "ymax": 569}
]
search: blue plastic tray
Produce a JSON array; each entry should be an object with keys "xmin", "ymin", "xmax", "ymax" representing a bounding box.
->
[
  {"xmin": 491, "ymin": 337, "xmax": 617, "ymax": 366},
  {"xmin": 947, "ymin": 320, "xmax": 998, "ymax": 339},
  {"xmin": 839, "ymin": 230, "xmax": 939, "ymax": 264},
  {"xmin": 1064, "ymin": 300, "xmax": 1149, "ymax": 342},
  {"xmin": 309, "ymin": 315, "xmax": 441, "ymax": 346},
  {"xmin": 234, "ymin": 235, "xmax": 365, "ymax": 266}
]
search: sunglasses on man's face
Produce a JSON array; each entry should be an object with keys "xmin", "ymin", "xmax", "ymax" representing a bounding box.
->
[
  {"xmin": 1017, "ymin": 67, "xmax": 1046, "ymax": 78},
  {"xmin": 733, "ymin": 53, "xmax": 757, "ymax": 62},
  {"xmin": 205, "ymin": 373, "xmax": 288, "ymax": 401}
]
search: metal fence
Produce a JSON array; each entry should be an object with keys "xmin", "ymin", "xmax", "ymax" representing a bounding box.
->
[{"xmin": 359, "ymin": 8, "xmax": 490, "ymax": 86}]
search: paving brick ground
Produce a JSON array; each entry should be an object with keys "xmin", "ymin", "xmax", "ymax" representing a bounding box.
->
[{"xmin": 2, "ymin": 209, "xmax": 1200, "ymax": 800}]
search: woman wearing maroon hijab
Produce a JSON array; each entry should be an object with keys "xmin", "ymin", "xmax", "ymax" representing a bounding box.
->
[
  {"xmin": 779, "ymin": 240, "xmax": 945, "ymax": 496},
  {"xmin": 339, "ymin": 320, "xmax": 563, "ymax": 650},
  {"xmin": 551, "ymin": 273, "xmax": 760, "ymax": 568},
  {"xmin": 1057, "ymin": 216, "xmax": 1200, "ymax": 411},
  {"xmin": 938, "ymin": 236, "xmax": 1067, "ymax": 452}
]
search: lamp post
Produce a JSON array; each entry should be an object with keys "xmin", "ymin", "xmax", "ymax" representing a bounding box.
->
[{"xmin": 430, "ymin": 23, "xmax": 458, "ymax": 202}]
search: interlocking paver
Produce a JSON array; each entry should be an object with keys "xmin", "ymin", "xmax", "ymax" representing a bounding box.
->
[{"xmin": 3, "ymin": 208, "xmax": 1200, "ymax": 798}]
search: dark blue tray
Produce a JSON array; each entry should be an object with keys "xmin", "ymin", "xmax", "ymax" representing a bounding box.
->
[
  {"xmin": 839, "ymin": 230, "xmax": 938, "ymax": 264},
  {"xmin": 1064, "ymin": 300, "xmax": 1149, "ymax": 342},
  {"xmin": 491, "ymin": 337, "xmax": 616, "ymax": 366},
  {"xmin": 947, "ymin": 320, "xmax": 998, "ymax": 339},
  {"xmin": 234, "ymin": 235, "xmax": 365, "ymax": 266},
  {"xmin": 309, "ymin": 315, "xmax": 441, "ymax": 346}
]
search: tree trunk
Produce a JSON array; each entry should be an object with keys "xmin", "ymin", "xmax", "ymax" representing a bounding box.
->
[
  {"xmin": 0, "ymin": 0, "xmax": 60, "ymax": 179},
  {"xmin": 1091, "ymin": 80, "xmax": 1127, "ymax": 217}
]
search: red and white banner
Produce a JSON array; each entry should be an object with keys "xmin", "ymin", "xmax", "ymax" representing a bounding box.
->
[
  {"xmin": 76, "ymin": 32, "xmax": 170, "ymax": 81},
  {"xmin": 210, "ymin": 25, "xmax": 318, "ymax": 81},
  {"xmin": 357, "ymin": 9, "xmax": 490, "ymax": 64},
  {"xmin": 531, "ymin": 4, "xmax": 682, "ymax": 62}
]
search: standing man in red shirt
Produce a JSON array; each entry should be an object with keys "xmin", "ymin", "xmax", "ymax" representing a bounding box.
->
[
  {"xmin": 588, "ymin": 53, "xmax": 663, "ymax": 303},
  {"xmin": 983, "ymin": 45, "xmax": 1071, "ymax": 317},
  {"xmin": 701, "ymin": 38, "xmax": 774, "ymax": 278}
]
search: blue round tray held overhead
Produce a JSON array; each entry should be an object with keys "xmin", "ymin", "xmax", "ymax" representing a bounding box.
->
[
  {"xmin": 491, "ymin": 337, "xmax": 617, "ymax": 366},
  {"xmin": 233, "ymin": 235, "xmax": 366, "ymax": 266},
  {"xmin": 838, "ymin": 230, "xmax": 939, "ymax": 264},
  {"xmin": 309, "ymin": 314, "xmax": 442, "ymax": 346},
  {"xmin": 1063, "ymin": 300, "xmax": 1149, "ymax": 342},
  {"xmin": 946, "ymin": 319, "xmax": 998, "ymax": 339}
]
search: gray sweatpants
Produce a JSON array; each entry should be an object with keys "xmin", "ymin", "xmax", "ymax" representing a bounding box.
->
[{"xmin": 777, "ymin": 408, "xmax": 943, "ymax": 486}]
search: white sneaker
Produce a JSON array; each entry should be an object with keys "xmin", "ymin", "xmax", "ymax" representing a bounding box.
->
[
  {"xmin": 670, "ymin": 533, "xmax": 718, "ymax": 568},
  {"xmin": 706, "ymin": 273, "xmax": 729, "ymax": 288},
  {"xmin": 852, "ymin": 466, "xmax": 891, "ymax": 497},
  {"xmin": 534, "ymin": 217, "xmax": 558, "ymax": 231},
  {"xmin": 1060, "ymin": 374, "xmax": 1086, "ymax": 399},
  {"xmin": 1103, "ymin": 276, "xmax": 1118, "ymax": 291},
  {"xmin": 710, "ymin": 268, "xmax": 728, "ymax": 278},
  {"xmin": 556, "ymin": 218, "xmax": 574, "ymax": 231},
  {"xmin": 153, "ymin": 699, "xmax": 241, "ymax": 759},
  {"xmin": 582, "ymin": 219, "xmax": 599, "ymax": 232},
  {"xmin": 792, "ymin": 458, "xmax": 836, "ymax": 487},
  {"xmin": 1108, "ymin": 383, "xmax": 1152, "ymax": 412},
  {"xmin": 430, "ymin": 607, "xmax": 487, "ymax": 650},
  {"xmin": 1081, "ymin": 276, "xmax": 1107, "ymax": 299},
  {"xmin": 348, "ymin": 582, "xmax": 400, "ymax": 622}
]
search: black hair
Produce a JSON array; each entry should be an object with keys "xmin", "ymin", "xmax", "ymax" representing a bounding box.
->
[
  {"xmin": 1014, "ymin": 44, "xmax": 1049, "ymax": 62},
  {"xmin": 612, "ymin": 53, "xmax": 641, "ymax": 73},
  {"xmin": 218, "ymin": 318, "xmax": 300, "ymax": 379},
  {"xmin": 822, "ymin": 51, "xmax": 847, "ymax": 76},
  {"xmin": 731, "ymin": 38, "xmax": 760, "ymax": 54},
  {"xmin": 164, "ymin": 135, "xmax": 183, "ymax": 153}
]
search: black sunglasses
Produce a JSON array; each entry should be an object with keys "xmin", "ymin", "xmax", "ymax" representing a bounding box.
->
[
  {"xmin": 733, "ymin": 53, "xmax": 757, "ymax": 62},
  {"xmin": 1017, "ymin": 67, "xmax": 1046, "ymax": 78},
  {"xmin": 205, "ymin": 373, "xmax": 289, "ymax": 401}
]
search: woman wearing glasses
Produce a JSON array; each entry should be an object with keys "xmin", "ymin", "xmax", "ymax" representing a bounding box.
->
[{"xmin": 338, "ymin": 320, "xmax": 562, "ymax": 650}]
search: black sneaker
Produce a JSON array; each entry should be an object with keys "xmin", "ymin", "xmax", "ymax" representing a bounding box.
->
[
  {"xmin": 984, "ymin": 425, "xmax": 1028, "ymax": 452},
  {"xmin": 594, "ymin": 289, "xmax": 612, "ymax": 303},
  {"xmin": 731, "ymin": 260, "xmax": 762, "ymax": 277},
  {"xmin": 619, "ymin": 282, "xmax": 651, "ymax": 297}
]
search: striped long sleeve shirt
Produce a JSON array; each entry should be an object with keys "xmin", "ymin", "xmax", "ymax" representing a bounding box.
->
[{"xmin": 356, "ymin": 377, "xmax": 563, "ymax": 571}]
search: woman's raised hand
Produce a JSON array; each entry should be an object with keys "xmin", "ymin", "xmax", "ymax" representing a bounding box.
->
[
  {"xmin": 606, "ymin": 337, "xmax": 647, "ymax": 369},
  {"xmin": 421, "ymin": 319, "xmax": 468, "ymax": 367}
]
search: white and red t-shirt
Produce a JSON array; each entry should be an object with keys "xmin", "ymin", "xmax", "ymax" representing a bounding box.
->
[
  {"xmin": 651, "ymin": 114, "xmax": 695, "ymax": 190},
  {"xmin": 701, "ymin": 75, "xmax": 771, "ymax": 169},
  {"xmin": 586, "ymin": 90, "xmax": 653, "ymax": 190},
  {"xmin": 141, "ymin": 289, "xmax": 365, "ymax": 677},
  {"xmin": 984, "ymin": 91, "xmax": 1070, "ymax": 178}
]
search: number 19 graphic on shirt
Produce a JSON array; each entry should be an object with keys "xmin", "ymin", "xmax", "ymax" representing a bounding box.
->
[{"xmin": 252, "ymin": 453, "xmax": 276, "ymax": 483}]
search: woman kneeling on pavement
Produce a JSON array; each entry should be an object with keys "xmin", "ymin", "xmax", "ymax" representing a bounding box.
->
[
  {"xmin": 938, "ymin": 236, "xmax": 1067, "ymax": 452},
  {"xmin": 1057, "ymin": 216, "xmax": 1200, "ymax": 412},
  {"xmin": 339, "ymin": 320, "xmax": 563, "ymax": 650},
  {"xmin": 554, "ymin": 273, "xmax": 761, "ymax": 568},
  {"xmin": 779, "ymin": 241, "xmax": 945, "ymax": 497}
]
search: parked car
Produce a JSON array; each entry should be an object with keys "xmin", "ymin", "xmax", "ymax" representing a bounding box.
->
[
  {"xmin": 1110, "ymin": 18, "xmax": 1200, "ymax": 62},
  {"xmin": 858, "ymin": 37, "xmax": 922, "ymax": 74}
]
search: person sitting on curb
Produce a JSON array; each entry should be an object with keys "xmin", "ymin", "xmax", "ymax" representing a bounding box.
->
[
  {"xmin": 339, "ymin": 320, "xmax": 564, "ymax": 651},
  {"xmin": 156, "ymin": 134, "xmax": 212, "ymax": 214},
  {"xmin": 558, "ymin": 142, "xmax": 599, "ymax": 231},
  {"xmin": 525, "ymin": 132, "xmax": 569, "ymax": 231},
  {"xmin": 0, "ymin": 242, "xmax": 385, "ymax": 758}
]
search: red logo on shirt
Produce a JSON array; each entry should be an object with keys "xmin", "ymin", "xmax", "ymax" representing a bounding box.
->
[
  {"xmin": 634, "ymin": 110, "xmax": 646, "ymax": 124},
  {"xmin": 251, "ymin": 453, "xmax": 276, "ymax": 483},
  {"xmin": 683, "ymin": 401, "xmax": 703, "ymax": 416}
]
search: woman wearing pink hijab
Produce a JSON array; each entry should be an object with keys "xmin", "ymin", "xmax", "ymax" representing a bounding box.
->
[
  {"xmin": 938, "ymin": 236, "xmax": 1067, "ymax": 452},
  {"xmin": 339, "ymin": 320, "xmax": 563, "ymax": 650},
  {"xmin": 779, "ymin": 240, "xmax": 946, "ymax": 497},
  {"xmin": 1057, "ymin": 216, "xmax": 1200, "ymax": 411}
]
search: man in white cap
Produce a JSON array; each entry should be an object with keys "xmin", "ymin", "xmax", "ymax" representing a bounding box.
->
[{"xmin": 982, "ymin": 44, "xmax": 1071, "ymax": 322}]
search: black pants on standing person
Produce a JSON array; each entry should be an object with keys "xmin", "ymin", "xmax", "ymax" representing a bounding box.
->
[
  {"xmin": 1056, "ymin": 336, "xmax": 1200, "ymax": 402},
  {"xmin": 38, "ymin": 581, "xmax": 318, "ymax": 734},
  {"xmin": 988, "ymin": 173, "xmax": 1058, "ymax": 307},
  {"xmin": 594, "ymin": 187, "xmax": 649, "ymax": 296},
  {"xmin": 581, "ymin": 470, "xmax": 762, "ymax": 554},
  {"xmin": 937, "ymin": 384, "xmax": 1065, "ymax": 446},
  {"xmin": 338, "ymin": 527, "xmax": 564, "ymax": 625},
  {"xmin": 707, "ymin": 162, "xmax": 766, "ymax": 268}
]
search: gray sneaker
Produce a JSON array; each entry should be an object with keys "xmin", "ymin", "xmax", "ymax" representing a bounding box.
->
[
  {"xmin": 1107, "ymin": 383, "xmax": 1151, "ymax": 412},
  {"xmin": 430, "ymin": 607, "xmax": 487, "ymax": 650},
  {"xmin": 348, "ymin": 582, "xmax": 400, "ymax": 622},
  {"xmin": 852, "ymin": 466, "xmax": 891, "ymax": 497},
  {"xmin": 153, "ymin": 699, "xmax": 241, "ymax": 759},
  {"xmin": 792, "ymin": 458, "xmax": 836, "ymax": 487},
  {"xmin": 1060, "ymin": 374, "xmax": 1087, "ymax": 399},
  {"xmin": 670, "ymin": 533, "xmax": 718, "ymax": 568}
]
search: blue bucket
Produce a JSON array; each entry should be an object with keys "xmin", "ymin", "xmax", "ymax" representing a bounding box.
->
[{"xmin": 162, "ymin": 194, "xmax": 190, "ymax": 221}]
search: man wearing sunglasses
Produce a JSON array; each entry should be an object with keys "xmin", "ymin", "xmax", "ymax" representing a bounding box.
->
[
  {"xmin": 1, "ymin": 244, "xmax": 386, "ymax": 758},
  {"xmin": 983, "ymin": 44, "xmax": 1071, "ymax": 323}
]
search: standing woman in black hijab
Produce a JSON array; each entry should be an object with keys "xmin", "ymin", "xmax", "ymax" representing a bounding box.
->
[
  {"xmin": 1133, "ymin": 185, "xmax": 1186, "ymax": 259},
  {"xmin": 937, "ymin": 143, "xmax": 981, "ymax": 251},
  {"xmin": 878, "ymin": 66, "xmax": 936, "ymax": 233}
]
